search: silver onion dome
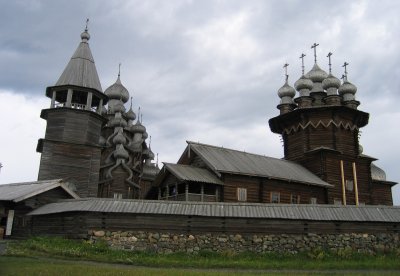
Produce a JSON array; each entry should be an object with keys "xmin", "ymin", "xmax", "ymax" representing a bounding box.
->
[
  {"xmin": 277, "ymin": 80, "xmax": 296, "ymax": 99},
  {"xmin": 338, "ymin": 80, "xmax": 357, "ymax": 96},
  {"xmin": 125, "ymin": 107, "xmax": 136, "ymax": 121},
  {"xmin": 113, "ymin": 130, "xmax": 127, "ymax": 145},
  {"xmin": 129, "ymin": 120, "xmax": 146, "ymax": 134},
  {"xmin": 305, "ymin": 63, "xmax": 328, "ymax": 83},
  {"xmin": 113, "ymin": 144, "xmax": 129, "ymax": 160},
  {"xmin": 322, "ymin": 73, "xmax": 341, "ymax": 90},
  {"xmin": 104, "ymin": 76, "xmax": 130, "ymax": 103},
  {"xmin": 294, "ymin": 75, "xmax": 313, "ymax": 94}
]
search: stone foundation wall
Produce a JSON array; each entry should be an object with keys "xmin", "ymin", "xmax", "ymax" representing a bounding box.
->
[{"xmin": 89, "ymin": 230, "xmax": 400, "ymax": 254}]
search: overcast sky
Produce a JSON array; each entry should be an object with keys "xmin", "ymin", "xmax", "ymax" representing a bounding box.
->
[{"xmin": 0, "ymin": 0, "xmax": 399, "ymax": 204}]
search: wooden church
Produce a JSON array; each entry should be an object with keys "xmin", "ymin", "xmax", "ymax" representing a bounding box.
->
[
  {"xmin": 155, "ymin": 46, "xmax": 396, "ymax": 206},
  {"xmin": 0, "ymin": 25, "xmax": 398, "ymax": 239}
]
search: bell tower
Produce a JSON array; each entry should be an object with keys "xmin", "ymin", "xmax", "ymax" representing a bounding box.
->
[{"xmin": 37, "ymin": 22, "xmax": 108, "ymax": 197}]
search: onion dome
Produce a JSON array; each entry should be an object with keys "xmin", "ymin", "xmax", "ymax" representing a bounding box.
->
[
  {"xmin": 104, "ymin": 75, "xmax": 130, "ymax": 103},
  {"xmin": 108, "ymin": 99, "xmax": 126, "ymax": 113},
  {"xmin": 113, "ymin": 129, "xmax": 127, "ymax": 145},
  {"xmin": 125, "ymin": 107, "xmax": 136, "ymax": 121},
  {"xmin": 278, "ymin": 78, "xmax": 296, "ymax": 104},
  {"xmin": 358, "ymin": 144, "xmax": 363, "ymax": 154},
  {"xmin": 305, "ymin": 64, "xmax": 328, "ymax": 93},
  {"xmin": 143, "ymin": 131, "xmax": 148, "ymax": 140},
  {"xmin": 108, "ymin": 112, "xmax": 128, "ymax": 128},
  {"xmin": 338, "ymin": 80, "xmax": 357, "ymax": 96},
  {"xmin": 294, "ymin": 75, "xmax": 313, "ymax": 96},
  {"xmin": 305, "ymin": 63, "xmax": 328, "ymax": 83},
  {"xmin": 113, "ymin": 144, "xmax": 129, "ymax": 160},
  {"xmin": 371, "ymin": 163, "xmax": 387, "ymax": 181},
  {"xmin": 322, "ymin": 73, "xmax": 341, "ymax": 90},
  {"xmin": 129, "ymin": 120, "xmax": 146, "ymax": 134},
  {"xmin": 322, "ymin": 73, "xmax": 341, "ymax": 96}
]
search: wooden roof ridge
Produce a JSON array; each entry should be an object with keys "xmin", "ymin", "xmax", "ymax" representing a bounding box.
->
[
  {"xmin": 163, "ymin": 163, "xmax": 224, "ymax": 185},
  {"xmin": 0, "ymin": 178, "xmax": 80, "ymax": 202},
  {"xmin": 28, "ymin": 198, "xmax": 400, "ymax": 222},
  {"xmin": 185, "ymin": 141, "xmax": 332, "ymax": 188}
]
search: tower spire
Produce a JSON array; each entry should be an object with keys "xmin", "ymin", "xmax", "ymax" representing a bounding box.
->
[
  {"xmin": 311, "ymin": 43, "xmax": 319, "ymax": 64},
  {"xmin": 118, "ymin": 63, "xmax": 121, "ymax": 77}
]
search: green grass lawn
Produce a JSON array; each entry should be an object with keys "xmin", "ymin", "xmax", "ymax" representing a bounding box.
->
[
  {"xmin": 1, "ymin": 256, "xmax": 400, "ymax": 276},
  {"xmin": 2, "ymin": 237, "xmax": 400, "ymax": 274}
]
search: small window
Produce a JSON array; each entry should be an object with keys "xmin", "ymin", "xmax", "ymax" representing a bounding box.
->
[
  {"xmin": 334, "ymin": 198, "xmax": 342, "ymax": 205},
  {"xmin": 271, "ymin": 192, "xmax": 280, "ymax": 203},
  {"xmin": 113, "ymin": 193, "xmax": 123, "ymax": 199},
  {"xmin": 345, "ymin": 180, "xmax": 354, "ymax": 191},
  {"xmin": 291, "ymin": 194, "xmax": 300, "ymax": 204},
  {"xmin": 359, "ymin": 202, "xmax": 365, "ymax": 206},
  {"xmin": 237, "ymin": 188, "xmax": 247, "ymax": 202},
  {"xmin": 310, "ymin": 197, "xmax": 317, "ymax": 204}
]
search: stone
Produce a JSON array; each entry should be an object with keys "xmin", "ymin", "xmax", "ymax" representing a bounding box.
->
[
  {"xmin": 120, "ymin": 232, "xmax": 128, "ymax": 237},
  {"xmin": 187, "ymin": 235, "xmax": 195, "ymax": 241},
  {"xmin": 94, "ymin": 230, "xmax": 105, "ymax": 237},
  {"xmin": 233, "ymin": 234, "xmax": 242, "ymax": 242}
]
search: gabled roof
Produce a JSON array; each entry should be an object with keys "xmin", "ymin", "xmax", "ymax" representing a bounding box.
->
[
  {"xmin": 54, "ymin": 31, "xmax": 103, "ymax": 92},
  {"xmin": 29, "ymin": 198, "xmax": 400, "ymax": 223},
  {"xmin": 163, "ymin": 163, "xmax": 224, "ymax": 185},
  {"xmin": 0, "ymin": 179, "xmax": 79, "ymax": 202},
  {"xmin": 185, "ymin": 141, "xmax": 332, "ymax": 188}
]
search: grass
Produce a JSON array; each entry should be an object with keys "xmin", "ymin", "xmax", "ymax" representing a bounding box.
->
[{"xmin": 3, "ymin": 237, "xmax": 400, "ymax": 272}]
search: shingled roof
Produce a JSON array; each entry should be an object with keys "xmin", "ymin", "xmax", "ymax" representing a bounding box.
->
[
  {"xmin": 184, "ymin": 141, "xmax": 332, "ymax": 188},
  {"xmin": 0, "ymin": 179, "xmax": 79, "ymax": 202},
  {"xmin": 28, "ymin": 198, "xmax": 400, "ymax": 222},
  {"xmin": 163, "ymin": 163, "xmax": 224, "ymax": 185}
]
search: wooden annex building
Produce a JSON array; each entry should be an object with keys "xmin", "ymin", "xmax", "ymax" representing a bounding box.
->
[{"xmin": 0, "ymin": 25, "xmax": 399, "ymax": 239}]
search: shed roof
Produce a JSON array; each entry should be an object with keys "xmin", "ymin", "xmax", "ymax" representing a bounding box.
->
[
  {"xmin": 186, "ymin": 141, "xmax": 332, "ymax": 188},
  {"xmin": 164, "ymin": 163, "xmax": 224, "ymax": 185},
  {"xmin": 0, "ymin": 179, "xmax": 79, "ymax": 202},
  {"xmin": 29, "ymin": 198, "xmax": 400, "ymax": 222}
]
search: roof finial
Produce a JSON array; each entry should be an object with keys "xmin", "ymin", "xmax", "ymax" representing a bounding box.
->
[
  {"xmin": 283, "ymin": 63, "xmax": 289, "ymax": 81},
  {"xmin": 118, "ymin": 63, "xmax": 121, "ymax": 77},
  {"xmin": 85, "ymin": 18, "xmax": 89, "ymax": 32},
  {"xmin": 327, "ymin": 52, "xmax": 333, "ymax": 74},
  {"xmin": 149, "ymin": 135, "xmax": 152, "ymax": 147},
  {"xmin": 130, "ymin": 96, "xmax": 133, "ymax": 109},
  {"xmin": 311, "ymin": 43, "xmax": 319, "ymax": 64},
  {"xmin": 141, "ymin": 113, "xmax": 143, "ymax": 124},
  {"xmin": 156, "ymin": 153, "xmax": 159, "ymax": 167},
  {"xmin": 342, "ymin": 62, "xmax": 349, "ymax": 81},
  {"xmin": 299, "ymin": 53, "xmax": 306, "ymax": 75}
]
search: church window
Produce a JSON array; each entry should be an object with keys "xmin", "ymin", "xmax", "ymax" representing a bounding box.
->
[
  {"xmin": 271, "ymin": 192, "xmax": 280, "ymax": 203},
  {"xmin": 291, "ymin": 194, "xmax": 300, "ymax": 204},
  {"xmin": 310, "ymin": 197, "xmax": 317, "ymax": 204},
  {"xmin": 113, "ymin": 193, "xmax": 123, "ymax": 199},
  {"xmin": 345, "ymin": 180, "xmax": 354, "ymax": 191},
  {"xmin": 237, "ymin": 188, "xmax": 247, "ymax": 201}
]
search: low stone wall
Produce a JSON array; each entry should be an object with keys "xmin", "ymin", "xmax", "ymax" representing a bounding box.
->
[{"xmin": 89, "ymin": 230, "xmax": 400, "ymax": 254}]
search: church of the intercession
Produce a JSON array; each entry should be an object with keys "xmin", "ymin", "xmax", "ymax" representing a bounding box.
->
[{"xmin": 33, "ymin": 27, "xmax": 396, "ymax": 206}]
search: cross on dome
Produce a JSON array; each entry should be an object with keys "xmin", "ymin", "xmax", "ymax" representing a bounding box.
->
[
  {"xmin": 327, "ymin": 52, "xmax": 333, "ymax": 74},
  {"xmin": 311, "ymin": 43, "xmax": 319, "ymax": 64},
  {"xmin": 299, "ymin": 53, "xmax": 306, "ymax": 75}
]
